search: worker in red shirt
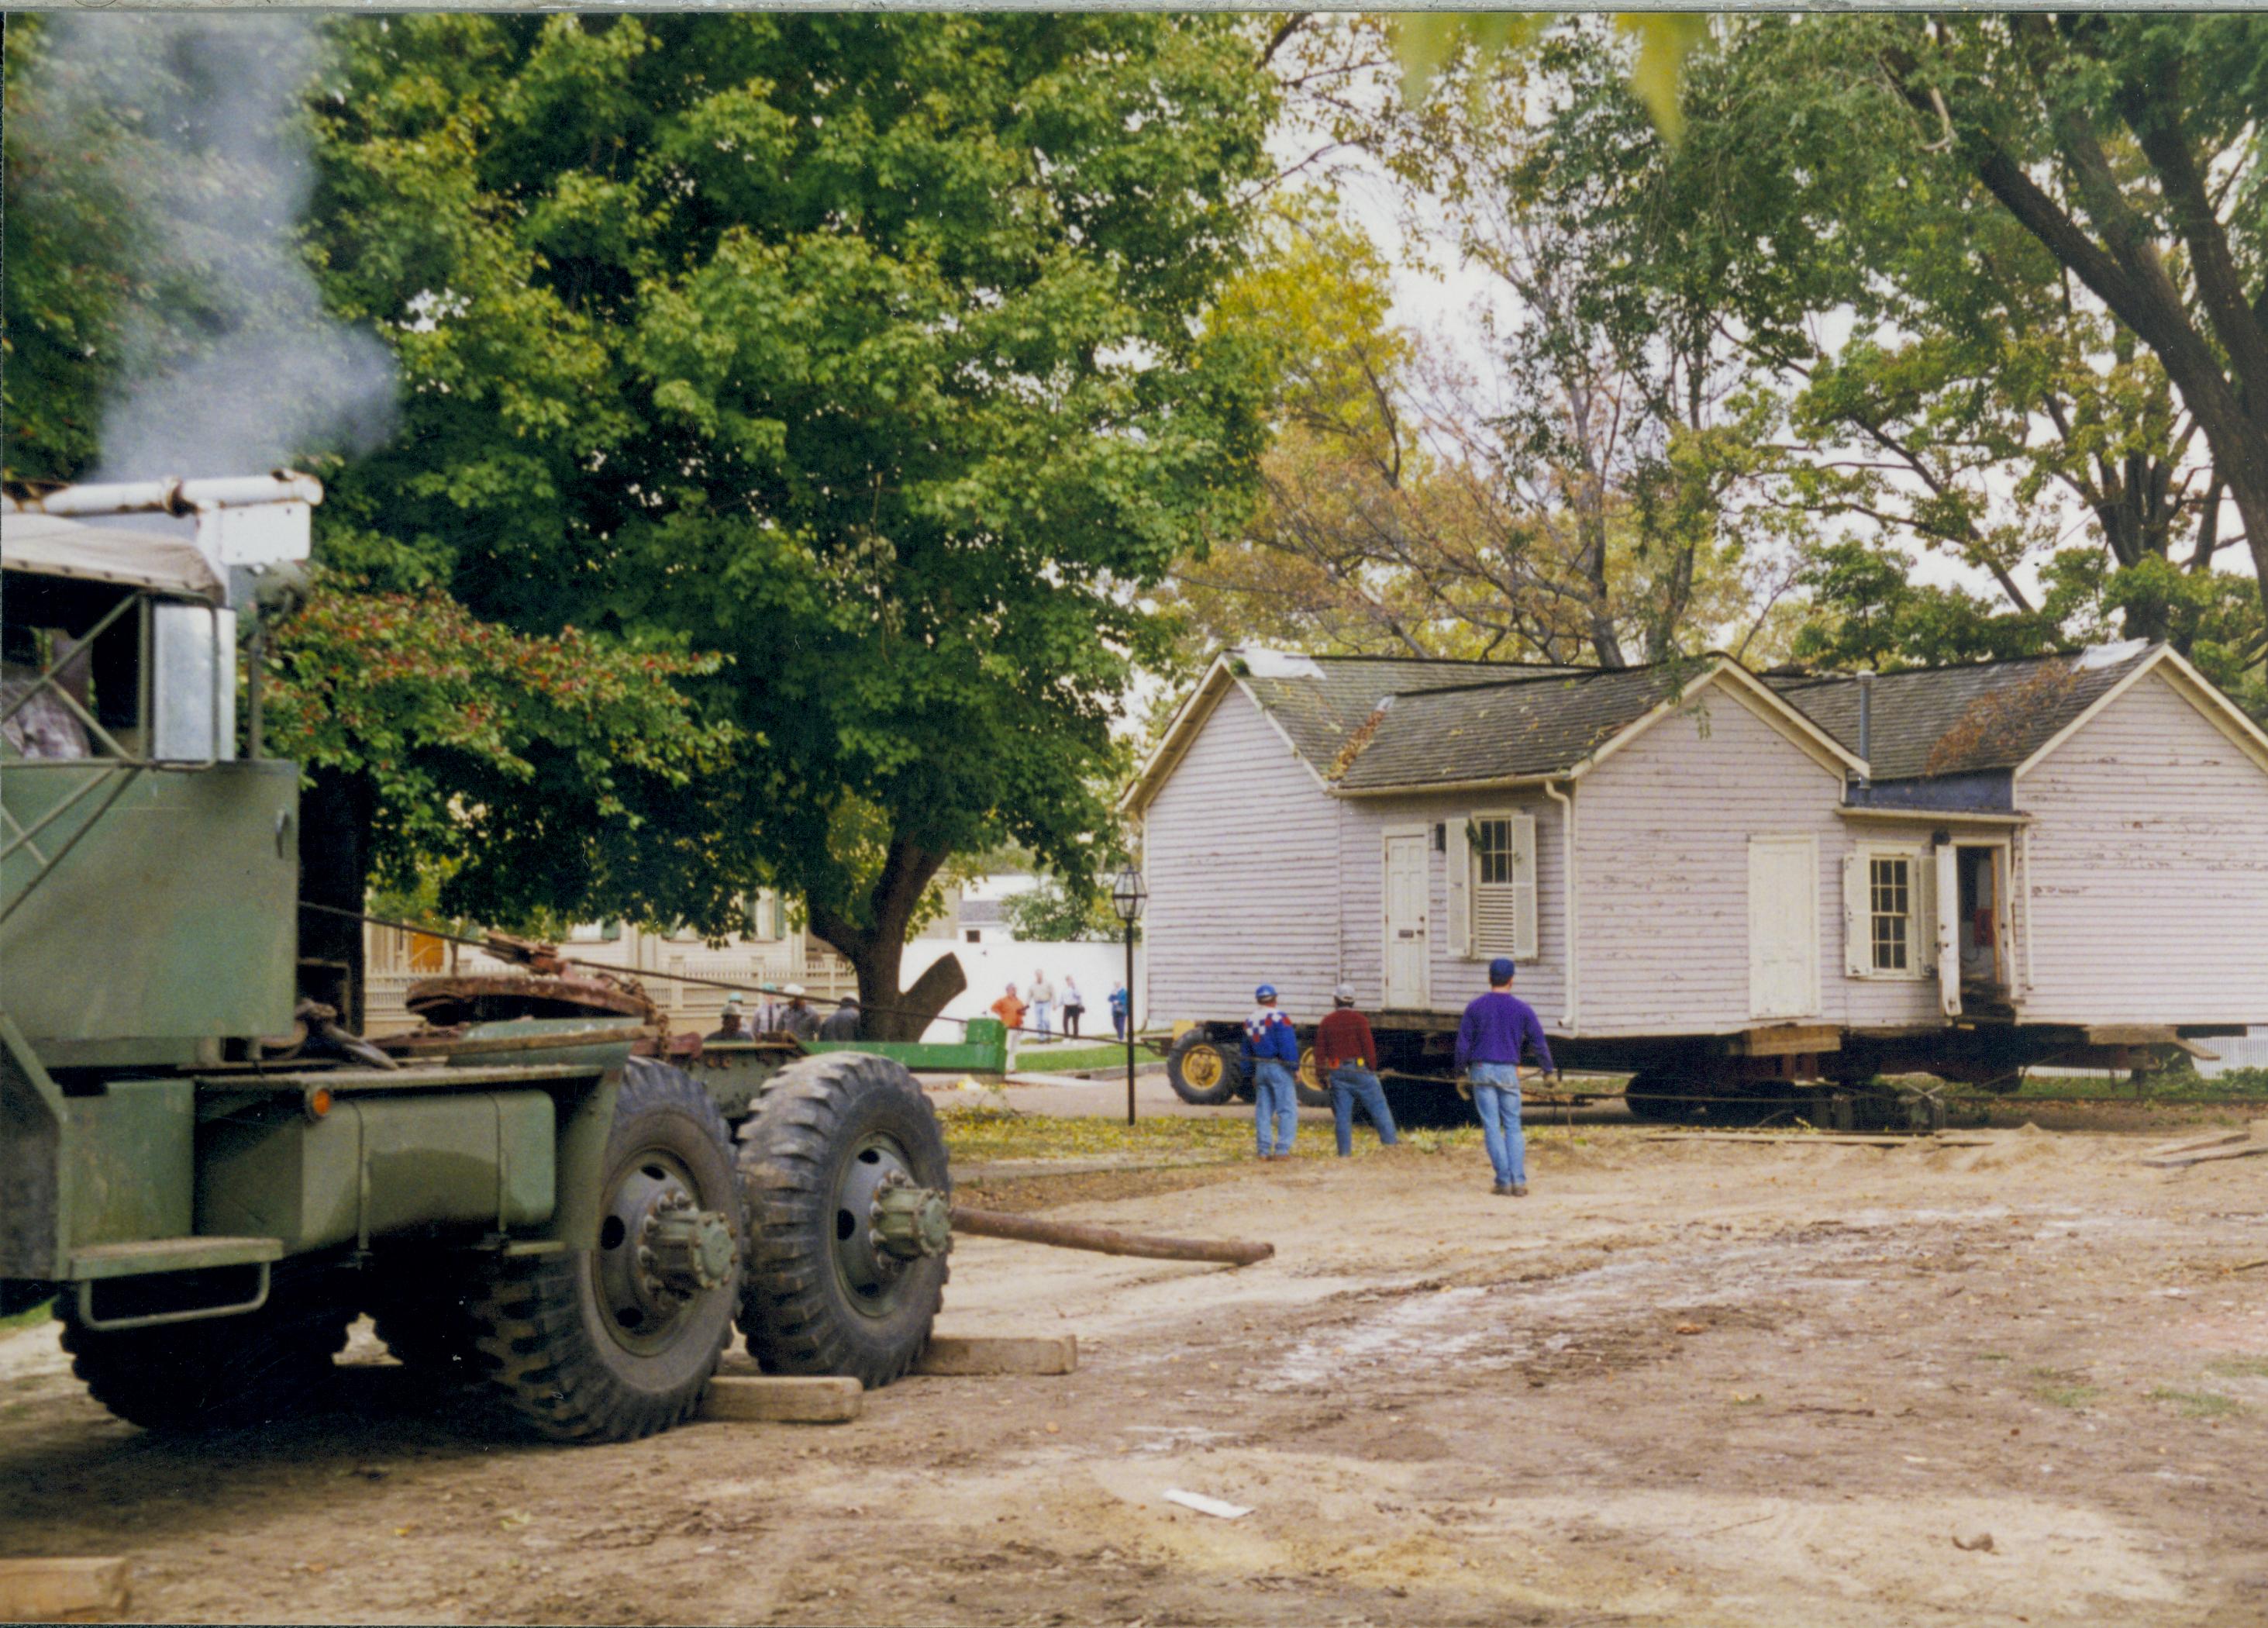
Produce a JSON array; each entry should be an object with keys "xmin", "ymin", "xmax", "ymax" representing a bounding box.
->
[{"xmin": 1315, "ymin": 984, "xmax": 1399, "ymax": 1156}]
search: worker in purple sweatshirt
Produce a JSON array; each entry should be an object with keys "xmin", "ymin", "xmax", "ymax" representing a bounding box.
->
[{"xmin": 1455, "ymin": 957, "xmax": 1558, "ymax": 1196}]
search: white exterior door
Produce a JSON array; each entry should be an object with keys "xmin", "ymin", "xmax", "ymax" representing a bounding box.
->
[
  {"xmin": 1383, "ymin": 831, "xmax": 1430, "ymax": 1009},
  {"xmin": 1748, "ymin": 836, "xmax": 1819, "ymax": 1020}
]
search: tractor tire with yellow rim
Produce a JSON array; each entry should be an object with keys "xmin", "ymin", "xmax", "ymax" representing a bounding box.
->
[
  {"xmin": 1293, "ymin": 1044, "xmax": 1332, "ymax": 1109},
  {"xmin": 1164, "ymin": 1029, "xmax": 1239, "ymax": 1106}
]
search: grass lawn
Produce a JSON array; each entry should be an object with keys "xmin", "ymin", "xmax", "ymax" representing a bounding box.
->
[
  {"xmin": 0, "ymin": 1299, "xmax": 53, "ymax": 1338},
  {"xmin": 1959, "ymin": 1066, "xmax": 2268, "ymax": 1104},
  {"xmin": 1008, "ymin": 1042, "xmax": 1153, "ymax": 1074}
]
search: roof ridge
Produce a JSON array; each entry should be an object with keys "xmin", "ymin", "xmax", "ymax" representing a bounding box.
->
[
  {"xmin": 1787, "ymin": 643, "xmax": 2159, "ymax": 685},
  {"xmin": 1392, "ymin": 665, "xmax": 1662, "ymax": 700},
  {"xmin": 1295, "ymin": 652, "xmax": 1584, "ymax": 668}
]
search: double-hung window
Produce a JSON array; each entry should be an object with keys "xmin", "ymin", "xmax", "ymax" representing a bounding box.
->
[
  {"xmin": 1868, "ymin": 854, "xmax": 1914, "ymax": 972},
  {"xmin": 1845, "ymin": 842, "xmax": 1932, "ymax": 979}
]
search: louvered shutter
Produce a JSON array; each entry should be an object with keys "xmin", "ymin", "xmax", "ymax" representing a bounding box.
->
[
  {"xmin": 1843, "ymin": 853, "xmax": 1868, "ymax": 977},
  {"xmin": 1446, "ymin": 816, "xmax": 1472, "ymax": 958},
  {"xmin": 1514, "ymin": 812, "xmax": 1539, "ymax": 961},
  {"xmin": 1934, "ymin": 844, "xmax": 1960, "ymax": 1016}
]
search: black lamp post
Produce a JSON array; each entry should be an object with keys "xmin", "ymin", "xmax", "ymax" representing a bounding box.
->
[{"xmin": 1109, "ymin": 864, "xmax": 1147, "ymax": 1127}]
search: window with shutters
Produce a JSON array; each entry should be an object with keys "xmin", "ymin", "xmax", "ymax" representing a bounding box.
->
[
  {"xmin": 1845, "ymin": 841, "xmax": 1932, "ymax": 980},
  {"xmin": 1868, "ymin": 855, "xmax": 1911, "ymax": 971},
  {"xmin": 1470, "ymin": 816, "xmax": 1522, "ymax": 955}
]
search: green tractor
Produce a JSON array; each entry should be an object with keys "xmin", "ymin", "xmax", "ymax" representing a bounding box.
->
[{"xmin": 1, "ymin": 476, "xmax": 953, "ymax": 1441}]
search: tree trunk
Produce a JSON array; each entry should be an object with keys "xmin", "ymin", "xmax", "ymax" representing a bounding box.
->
[
  {"xmin": 807, "ymin": 833, "xmax": 966, "ymax": 1042},
  {"xmin": 298, "ymin": 768, "xmax": 375, "ymax": 1032},
  {"xmin": 840, "ymin": 940, "xmax": 968, "ymax": 1043}
]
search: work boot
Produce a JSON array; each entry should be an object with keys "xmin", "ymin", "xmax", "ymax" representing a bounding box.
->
[
  {"xmin": 1491, "ymin": 1180, "xmax": 1510, "ymax": 1195},
  {"xmin": 1509, "ymin": 1183, "xmax": 1529, "ymax": 1197}
]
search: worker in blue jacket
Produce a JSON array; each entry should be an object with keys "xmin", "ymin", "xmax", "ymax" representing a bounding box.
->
[{"xmin": 1243, "ymin": 984, "xmax": 1301, "ymax": 1160}]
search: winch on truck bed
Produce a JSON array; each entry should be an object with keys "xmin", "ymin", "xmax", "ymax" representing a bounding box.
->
[{"xmin": 2, "ymin": 476, "xmax": 952, "ymax": 1441}]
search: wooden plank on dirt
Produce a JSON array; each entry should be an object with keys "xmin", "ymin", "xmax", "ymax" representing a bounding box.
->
[
  {"xmin": 916, "ymin": 1335, "xmax": 1079, "ymax": 1377},
  {"xmin": 0, "ymin": 1557, "xmax": 130, "ymax": 1623},
  {"xmin": 2141, "ymin": 1143, "xmax": 2268, "ymax": 1171},
  {"xmin": 1642, "ymin": 1133, "xmax": 1992, "ymax": 1148},
  {"xmin": 2140, "ymin": 1130, "xmax": 2251, "ymax": 1161},
  {"xmin": 701, "ymin": 1375, "xmax": 863, "ymax": 1424}
]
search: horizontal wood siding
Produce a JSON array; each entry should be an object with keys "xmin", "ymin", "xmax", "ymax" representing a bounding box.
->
[
  {"xmin": 1576, "ymin": 682, "xmax": 1884, "ymax": 1036},
  {"xmin": 1334, "ymin": 795, "xmax": 1567, "ymax": 1021},
  {"xmin": 2015, "ymin": 671, "xmax": 2268, "ymax": 1026},
  {"xmin": 1142, "ymin": 684, "xmax": 1343, "ymax": 1023}
]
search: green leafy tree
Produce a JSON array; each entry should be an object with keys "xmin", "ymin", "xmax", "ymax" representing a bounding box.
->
[
  {"xmin": 3, "ymin": 14, "xmax": 725, "ymax": 1015},
  {"xmin": 1000, "ymin": 880, "xmax": 1128, "ymax": 945},
  {"xmin": 1638, "ymin": 16, "xmax": 2265, "ymax": 671},
  {"xmin": 302, "ymin": 14, "xmax": 1277, "ymax": 1035}
]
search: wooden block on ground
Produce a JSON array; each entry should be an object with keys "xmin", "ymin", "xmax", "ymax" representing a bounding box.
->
[
  {"xmin": 702, "ymin": 1375, "xmax": 862, "ymax": 1424},
  {"xmin": 2143, "ymin": 1143, "xmax": 2268, "ymax": 1171},
  {"xmin": 2141, "ymin": 1129, "xmax": 2249, "ymax": 1160},
  {"xmin": 0, "ymin": 1557, "xmax": 130, "ymax": 1623},
  {"xmin": 916, "ymin": 1334, "xmax": 1078, "ymax": 1377}
]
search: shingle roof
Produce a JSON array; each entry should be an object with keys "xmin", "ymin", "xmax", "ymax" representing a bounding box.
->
[
  {"xmin": 1330, "ymin": 666, "xmax": 1698, "ymax": 789},
  {"xmin": 1766, "ymin": 643, "xmax": 2157, "ymax": 780},
  {"xmin": 1232, "ymin": 652, "xmax": 1584, "ymax": 774}
]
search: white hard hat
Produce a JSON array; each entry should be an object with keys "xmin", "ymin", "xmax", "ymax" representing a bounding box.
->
[{"xmin": 782, "ymin": 983, "xmax": 807, "ymax": 997}]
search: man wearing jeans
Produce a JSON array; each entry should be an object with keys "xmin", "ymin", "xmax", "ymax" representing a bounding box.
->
[
  {"xmin": 1242, "ymin": 985, "xmax": 1301, "ymax": 1160},
  {"xmin": 1316, "ymin": 985, "xmax": 1398, "ymax": 1157},
  {"xmin": 1455, "ymin": 957, "xmax": 1556, "ymax": 1196}
]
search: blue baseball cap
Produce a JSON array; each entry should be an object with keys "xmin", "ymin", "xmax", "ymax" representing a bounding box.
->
[
  {"xmin": 1487, "ymin": 957, "xmax": 1517, "ymax": 984},
  {"xmin": 1254, "ymin": 984, "xmax": 1277, "ymax": 1002}
]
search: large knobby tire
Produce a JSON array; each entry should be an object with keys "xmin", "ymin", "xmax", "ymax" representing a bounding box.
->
[
  {"xmin": 1293, "ymin": 1045, "xmax": 1332, "ymax": 1109},
  {"xmin": 58, "ymin": 1263, "xmax": 354, "ymax": 1433},
  {"xmin": 1165, "ymin": 1030, "xmax": 1239, "ymax": 1106},
  {"xmin": 736, "ymin": 1052, "xmax": 950, "ymax": 1389},
  {"xmin": 464, "ymin": 1057, "xmax": 744, "ymax": 1443}
]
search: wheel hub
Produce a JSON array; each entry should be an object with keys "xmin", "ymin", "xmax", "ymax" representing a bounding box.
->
[
  {"xmin": 830, "ymin": 1134, "xmax": 950, "ymax": 1316},
  {"xmin": 595, "ymin": 1154, "xmax": 736, "ymax": 1352},
  {"xmin": 870, "ymin": 1173, "xmax": 952, "ymax": 1261},
  {"xmin": 641, "ymin": 1192, "xmax": 739, "ymax": 1296}
]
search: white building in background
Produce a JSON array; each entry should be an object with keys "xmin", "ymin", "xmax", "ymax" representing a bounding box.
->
[
  {"xmin": 937, "ymin": 871, "xmax": 1042, "ymax": 946},
  {"xmin": 909, "ymin": 871, "xmax": 1141, "ymax": 1044}
]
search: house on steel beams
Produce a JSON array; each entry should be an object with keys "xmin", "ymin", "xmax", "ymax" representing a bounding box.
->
[{"xmin": 1122, "ymin": 642, "xmax": 2268, "ymax": 1123}]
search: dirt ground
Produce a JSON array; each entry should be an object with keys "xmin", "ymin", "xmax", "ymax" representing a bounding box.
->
[{"xmin": 5, "ymin": 1112, "xmax": 2266, "ymax": 1627}]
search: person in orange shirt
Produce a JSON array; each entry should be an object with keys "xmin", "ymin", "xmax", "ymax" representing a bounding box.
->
[{"xmin": 990, "ymin": 982, "xmax": 1027, "ymax": 1067}]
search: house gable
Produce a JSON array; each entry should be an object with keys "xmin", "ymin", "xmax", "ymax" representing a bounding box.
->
[{"xmin": 2012, "ymin": 664, "xmax": 2268, "ymax": 1026}]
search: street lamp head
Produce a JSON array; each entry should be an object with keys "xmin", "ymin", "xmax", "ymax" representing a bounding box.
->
[{"xmin": 1108, "ymin": 864, "xmax": 1147, "ymax": 923}]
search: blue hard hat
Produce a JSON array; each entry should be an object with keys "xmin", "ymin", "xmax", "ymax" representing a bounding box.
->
[
  {"xmin": 1254, "ymin": 984, "xmax": 1277, "ymax": 1002},
  {"xmin": 1488, "ymin": 957, "xmax": 1518, "ymax": 983}
]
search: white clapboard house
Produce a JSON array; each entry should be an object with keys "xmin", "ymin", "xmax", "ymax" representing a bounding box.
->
[{"xmin": 1121, "ymin": 643, "xmax": 2268, "ymax": 1118}]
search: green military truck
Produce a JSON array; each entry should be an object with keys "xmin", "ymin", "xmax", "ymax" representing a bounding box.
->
[{"xmin": 1, "ymin": 476, "xmax": 953, "ymax": 1442}]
